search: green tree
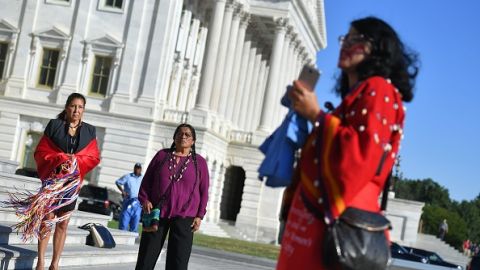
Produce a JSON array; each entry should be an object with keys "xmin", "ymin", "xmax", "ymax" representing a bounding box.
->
[
  {"xmin": 453, "ymin": 196, "xmax": 480, "ymax": 243},
  {"xmin": 421, "ymin": 205, "xmax": 468, "ymax": 249},
  {"xmin": 394, "ymin": 178, "xmax": 451, "ymax": 208}
]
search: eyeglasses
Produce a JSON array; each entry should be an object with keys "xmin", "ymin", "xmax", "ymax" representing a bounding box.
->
[
  {"xmin": 338, "ymin": 34, "xmax": 372, "ymax": 48},
  {"xmin": 175, "ymin": 132, "xmax": 193, "ymax": 139}
]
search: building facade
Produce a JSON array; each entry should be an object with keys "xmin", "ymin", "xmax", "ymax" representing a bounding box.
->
[{"xmin": 0, "ymin": 0, "xmax": 326, "ymax": 242}]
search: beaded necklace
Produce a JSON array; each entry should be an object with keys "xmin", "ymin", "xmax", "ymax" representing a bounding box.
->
[{"xmin": 167, "ymin": 151, "xmax": 191, "ymax": 182}]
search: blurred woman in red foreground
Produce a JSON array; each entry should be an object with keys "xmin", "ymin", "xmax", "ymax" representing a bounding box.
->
[{"xmin": 277, "ymin": 16, "xmax": 419, "ymax": 269}]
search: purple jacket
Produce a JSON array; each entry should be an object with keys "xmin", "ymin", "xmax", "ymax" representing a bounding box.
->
[{"xmin": 138, "ymin": 149, "xmax": 209, "ymax": 219}]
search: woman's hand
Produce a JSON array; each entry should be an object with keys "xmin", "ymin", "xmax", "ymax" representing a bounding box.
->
[
  {"xmin": 143, "ymin": 201, "xmax": 152, "ymax": 214},
  {"xmin": 289, "ymin": 80, "xmax": 321, "ymax": 122},
  {"xmin": 191, "ymin": 217, "xmax": 202, "ymax": 232}
]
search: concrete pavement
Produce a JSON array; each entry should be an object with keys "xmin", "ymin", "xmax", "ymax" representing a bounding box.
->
[{"xmin": 63, "ymin": 245, "xmax": 277, "ymax": 270}]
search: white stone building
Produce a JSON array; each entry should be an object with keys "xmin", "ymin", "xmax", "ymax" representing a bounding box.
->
[{"xmin": 0, "ymin": 0, "xmax": 326, "ymax": 242}]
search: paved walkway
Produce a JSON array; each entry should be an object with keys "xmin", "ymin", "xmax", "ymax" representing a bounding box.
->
[{"xmin": 64, "ymin": 245, "xmax": 277, "ymax": 270}]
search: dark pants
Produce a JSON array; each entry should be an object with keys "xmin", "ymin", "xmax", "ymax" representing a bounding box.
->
[{"xmin": 135, "ymin": 217, "xmax": 194, "ymax": 270}]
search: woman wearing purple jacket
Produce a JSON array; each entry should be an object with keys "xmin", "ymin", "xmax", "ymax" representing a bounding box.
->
[{"xmin": 135, "ymin": 123, "xmax": 210, "ymax": 270}]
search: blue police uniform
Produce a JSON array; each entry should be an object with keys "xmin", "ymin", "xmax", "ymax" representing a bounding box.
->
[{"xmin": 116, "ymin": 172, "xmax": 143, "ymax": 232}]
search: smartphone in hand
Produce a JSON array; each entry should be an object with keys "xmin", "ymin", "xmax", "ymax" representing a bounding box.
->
[{"xmin": 298, "ymin": 65, "xmax": 320, "ymax": 91}]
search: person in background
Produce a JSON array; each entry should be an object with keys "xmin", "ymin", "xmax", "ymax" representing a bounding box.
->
[
  {"xmin": 276, "ymin": 16, "xmax": 419, "ymax": 269},
  {"xmin": 463, "ymin": 239, "xmax": 470, "ymax": 257},
  {"xmin": 116, "ymin": 163, "xmax": 143, "ymax": 232},
  {"xmin": 470, "ymin": 242, "xmax": 477, "ymax": 257},
  {"xmin": 439, "ymin": 219, "xmax": 448, "ymax": 240},
  {"xmin": 6, "ymin": 93, "xmax": 100, "ymax": 270},
  {"xmin": 135, "ymin": 123, "xmax": 210, "ymax": 270}
]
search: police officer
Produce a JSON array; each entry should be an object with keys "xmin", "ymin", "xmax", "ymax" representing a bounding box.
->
[{"xmin": 116, "ymin": 163, "xmax": 143, "ymax": 232}]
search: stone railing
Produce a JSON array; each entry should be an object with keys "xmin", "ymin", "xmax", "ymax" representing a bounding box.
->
[
  {"xmin": 229, "ymin": 130, "xmax": 253, "ymax": 144},
  {"xmin": 163, "ymin": 109, "xmax": 189, "ymax": 123},
  {"xmin": 0, "ymin": 158, "xmax": 19, "ymax": 174}
]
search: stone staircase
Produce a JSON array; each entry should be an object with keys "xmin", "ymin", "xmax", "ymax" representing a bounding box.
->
[
  {"xmin": 198, "ymin": 221, "xmax": 230, "ymax": 238},
  {"xmin": 0, "ymin": 171, "xmax": 140, "ymax": 269},
  {"xmin": 406, "ymin": 233, "xmax": 469, "ymax": 268}
]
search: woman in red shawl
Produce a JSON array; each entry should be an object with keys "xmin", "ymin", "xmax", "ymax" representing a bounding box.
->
[
  {"xmin": 276, "ymin": 17, "xmax": 419, "ymax": 269},
  {"xmin": 8, "ymin": 93, "xmax": 100, "ymax": 270}
]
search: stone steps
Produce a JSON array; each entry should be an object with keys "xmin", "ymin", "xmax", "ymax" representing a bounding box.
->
[
  {"xmin": 0, "ymin": 243, "xmax": 139, "ymax": 270},
  {"xmin": 410, "ymin": 233, "xmax": 469, "ymax": 268},
  {"xmin": 0, "ymin": 207, "xmax": 111, "ymax": 227},
  {"xmin": 0, "ymin": 172, "xmax": 112, "ymax": 227},
  {"xmin": 0, "ymin": 222, "xmax": 137, "ymax": 246},
  {"xmin": 198, "ymin": 221, "xmax": 230, "ymax": 238},
  {"xmin": 0, "ymin": 170, "xmax": 141, "ymax": 269},
  {"xmin": 0, "ymin": 172, "xmax": 41, "ymax": 192},
  {"xmin": 217, "ymin": 220, "xmax": 253, "ymax": 241}
]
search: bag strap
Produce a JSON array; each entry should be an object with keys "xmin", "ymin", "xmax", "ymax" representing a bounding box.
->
[
  {"xmin": 375, "ymin": 149, "xmax": 392, "ymax": 211},
  {"xmin": 380, "ymin": 171, "xmax": 392, "ymax": 211},
  {"xmin": 79, "ymin": 223, "xmax": 94, "ymax": 230},
  {"xmin": 315, "ymin": 127, "xmax": 391, "ymax": 224}
]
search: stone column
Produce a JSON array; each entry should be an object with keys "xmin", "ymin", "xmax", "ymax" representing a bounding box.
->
[
  {"xmin": 167, "ymin": 9, "xmax": 192, "ymax": 108},
  {"xmin": 5, "ymin": 0, "xmax": 40, "ymax": 97},
  {"xmin": 185, "ymin": 25, "xmax": 208, "ymax": 111},
  {"xmin": 25, "ymin": 37, "xmax": 39, "ymax": 91},
  {"xmin": 106, "ymin": 48, "xmax": 123, "ymax": 98},
  {"xmin": 236, "ymin": 43, "xmax": 257, "ymax": 128},
  {"xmin": 300, "ymin": 52, "xmax": 310, "ymax": 77},
  {"xmin": 53, "ymin": 40, "xmax": 71, "ymax": 98},
  {"xmin": 291, "ymin": 40, "xmax": 301, "ymax": 79},
  {"xmin": 210, "ymin": 163, "xmax": 225, "ymax": 223},
  {"xmin": 272, "ymin": 28, "xmax": 292, "ymax": 125},
  {"xmin": 217, "ymin": 6, "xmax": 242, "ymax": 117},
  {"xmin": 194, "ymin": 0, "xmax": 227, "ymax": 111},
  {"xmin": 242, "ymin": 50, "xmax": 263, "ymax": 131},
  {"xmin": 231, "ymin": 38, "xmax": 252, "ymax": 127},
  {"xmin": 250, "ymin": 59, "xmax": 268, "ymax": 131},
  {"xmin": 140, "ymin": 0, "xmax": 183, "ymax": 118},
  {"xmin": 108, "ymin": 0, "xmax": 154, "ymax": 114},
  {"xmin": 2, "ymin": 31, "xmax": 19, "ymax": 83},
  {"xmin": 286, "ymin": 34, "xmax": 297, "ymax": 84},
  {"xmin": 177, "ymin": 17, "xmax": 200, "ymax": 111},
  {"xmin": 209, "ymin": 1, "xmax": 235, "ymax": 113},
  {"xmin": 225, "ymin": 13, "xmax": 249, "ymax": 122},
  {"xmin": 296, "ymin": 46, "xmax": 306, "ymax": 78},
  {"xmin": 234, "ymin": 149, "xmax": 283, "ymax": 242},
  {"xmin": 257, "ymin": 18, "xmax": 288, "ymax": 132},
  {"xmin": 206, "ymin": 159, "xmax": 219, "ymax": 222}
]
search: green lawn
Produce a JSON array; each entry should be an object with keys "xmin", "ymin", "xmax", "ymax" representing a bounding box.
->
[
  {"xmin": 107, "ymin": 220, "xmax": 280, "ymax": 260},
  {"xmin": 192, "ymin": 233, "xmax": 280, "ymax": 260}
]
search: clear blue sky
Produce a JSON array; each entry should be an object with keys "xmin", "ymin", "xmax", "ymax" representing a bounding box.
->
[{"xmin": 315, "ymin": 1, "xmax": 480, "ymax": 201}]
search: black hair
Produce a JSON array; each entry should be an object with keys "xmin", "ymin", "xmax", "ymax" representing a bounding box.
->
[
  {"xmin": 335, "ymin": 16, "xmax": 419, "ymax": 102},
  {"xmin": 57, "ymin": 93, "xmax": 87, "ymax": 119},
  {"xmin": 170, "ymin": 123, "xmax": 199, "ymax": 211}
]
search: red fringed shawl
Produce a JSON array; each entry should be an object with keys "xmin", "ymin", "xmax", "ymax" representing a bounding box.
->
[
  {"xmin": 35, "ymin": 136, "xmax": 100, "ymax": 181},
  {"xmin": 7, "ymin": 136, "xmax": 99, "ymax": 241}
]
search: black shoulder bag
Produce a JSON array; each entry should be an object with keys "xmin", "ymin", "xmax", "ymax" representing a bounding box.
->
[
  {"xmin": 142, "ymin": 152, "xmax": 171, "ymax": 227},
  {"xmin": 321, "ymin": 152, "xmax": 392, "ymax": 270}
]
